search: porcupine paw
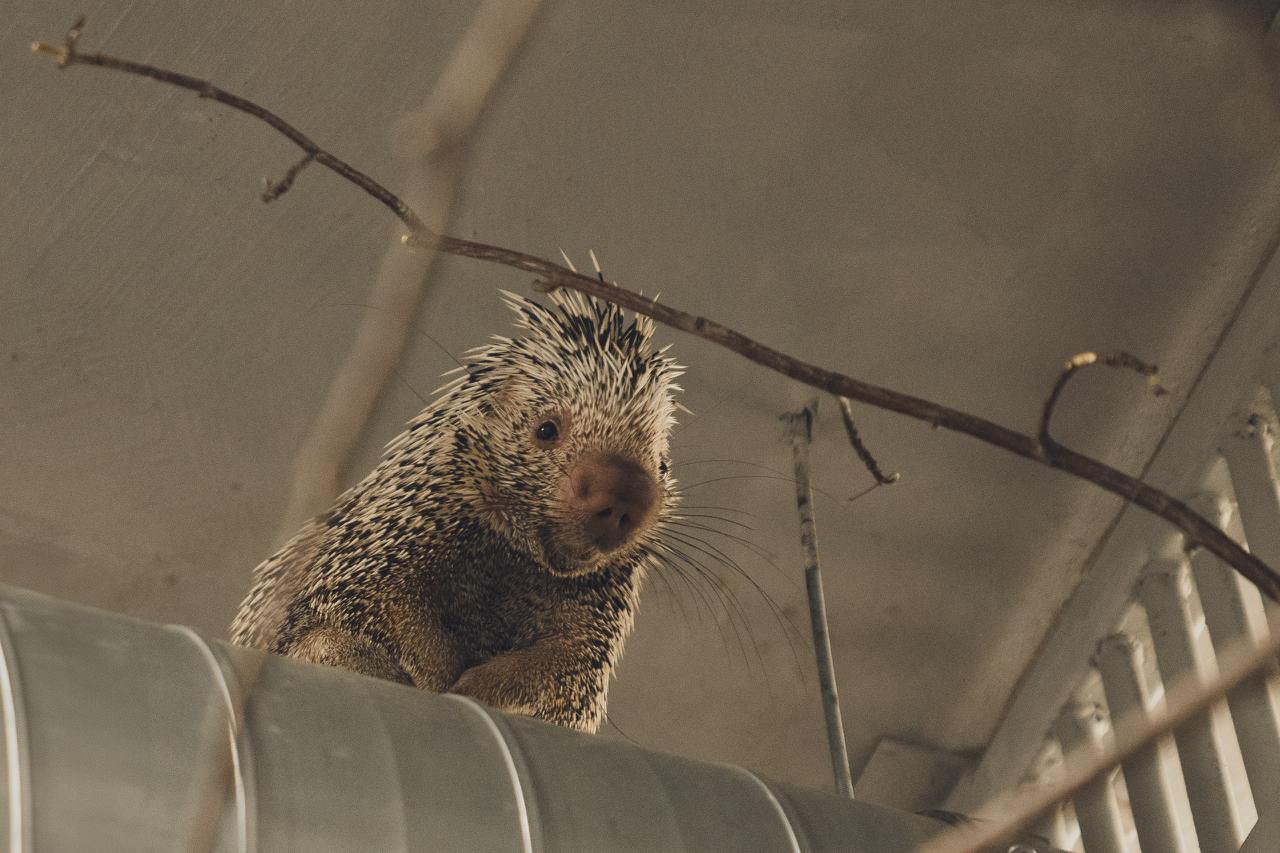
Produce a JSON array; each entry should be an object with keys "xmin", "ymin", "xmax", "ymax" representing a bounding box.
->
[{"xmin": 449, "ymin": 663, "xmax": 538, "ymax": 719}]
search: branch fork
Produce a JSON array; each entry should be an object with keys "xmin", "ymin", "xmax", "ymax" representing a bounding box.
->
[{"xmin": 1039, "ymin": 350, "xmax": 1168, "ymax": 458}]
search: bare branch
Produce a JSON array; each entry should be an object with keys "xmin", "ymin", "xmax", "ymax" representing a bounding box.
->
[
  {"xmin": 32, "ymin": 27, "xmax": 427, "ymax": 233},
  {"xmin": 836, "ymin": 396, "xmax": 899, "ymax": 486},
  {"xmin": 31, "ymin": 22, "xmax": 1280, "ymax": 603},
  {"xmin": 916, "ymin": 629, "xmax": 1280, "ymax": 853},
  {"xmin": 1039, "ymin": 350, "xmax": 1168, "ymax": 453}
]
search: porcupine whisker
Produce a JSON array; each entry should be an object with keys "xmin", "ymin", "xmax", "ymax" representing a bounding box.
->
[
  {"xmin": 663, "ymin": 523, "xmax": 799, "ymax": 611},
  {"xmin": 644, "ymin": 540, "xmax": 737, "ymax": 632},
  {"xmin": 672, "ymin": 457, "xmax": 795, "ymax": 475},
  {"xmin": 657, "ymin": 528, "xmax": 801, "ymax": 661},
  {"xmin": 659, "ymin": 527, "xmax": 790, "ymax": 624},
  {"xmin": 673, "ymin": 474, "xmax": 799, "ymax": 492},
  {"xmin": 657, "ymin": 539, "xmax": 805, "ymax": 690},
  {"xmin": 644, "ymin": 542, "xmax": 722, "ymax": 626},
  {"xmin": 665, "ymin": 517, "xmax": 773, "ymax": 578},
  {"xmin": 389, "ymin": 367, "xmax": 430, "ymax": 406},
  {"xmin": 665, "ymin": 520, "xmax": 781, "ymax": 572},
  {"xmin": 674, "ymin": 473, "xmax": 846, "ymax": 504},
  {"xmin": 648, "ymin": 538, "xmax": 764, "ymax": 672},
  {"xmin": 666, "ymin": 511, "xmax": 756, "ymax": 532},
  {"xmin": 636, "ymin": 548, "xmax": 686, "ymax": 616},
  {"xmin": 668, "ymin": 503, "xmax": 758, "ymax": 520},
  {"xmin": 603, "ymin": 712, "xmax": 642, "ymax": 747},
  {"xmin": 659, "ymin": 522, "xmax": 806, "ymax": 663},
  {"xmin": 645, "ymin": 548, "xmax": 752, "ymax": 666},
  {"xmin": 660, "ymin": 565, "xmax": 717, "ymax": 637},
  {"xmin": 647, "ymin": 544, "xmax": 759, "ymax": 670},
  {"xmin": 666, "ymin": 518, "xmax": 780, "ymax": 566},
  {"xmin": 643, "ymin": 547, "xmax": 741, "ymax": 658},
  {"xmin": 673, "ymin": 456, "xmax": 853, "ymax": 500},
  {"xmin": 662, "ymin": 521, "xmax": 801, "ymax": 621}
]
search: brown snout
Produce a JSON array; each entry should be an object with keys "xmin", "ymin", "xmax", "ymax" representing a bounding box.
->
[{"xmin": 565, "ymin": 453, "xmax": 658, "ymax": 552}]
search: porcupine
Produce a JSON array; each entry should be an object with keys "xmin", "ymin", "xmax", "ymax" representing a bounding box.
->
[{"xmin": 230, "ymin": 289, "xmax": 682, "ymax": 732}]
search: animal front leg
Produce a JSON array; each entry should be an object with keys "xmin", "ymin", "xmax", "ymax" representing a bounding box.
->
[
  {"xmin": 282, "ymin": 625, "xmax": 414, "ymax": 686},
  {"xmin": 448, "ymin": 641, "xmax": 607, "ymax": 732}
]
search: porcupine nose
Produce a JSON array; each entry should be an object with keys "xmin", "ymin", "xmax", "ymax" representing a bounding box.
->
[{"xmin": 568, "ymin": 453, "xmax": 658, "ymax": 551}]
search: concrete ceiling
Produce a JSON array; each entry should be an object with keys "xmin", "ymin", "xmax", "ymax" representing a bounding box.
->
[{"xmin": 4, "ymin": 0, "xmax": 1280, "ymax": 801}]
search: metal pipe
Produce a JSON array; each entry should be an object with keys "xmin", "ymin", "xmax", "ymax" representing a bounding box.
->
[
  {"xmin": 784, "ymin": 401, "xmax": 855, "ymax": 799},
  {"xmin": 0, "ymin": 583, "xmax": 949, "ymax": 853},
  {"xmin": 1094, "ymin": 633, "xmax": 1198, "ymax": 853}
]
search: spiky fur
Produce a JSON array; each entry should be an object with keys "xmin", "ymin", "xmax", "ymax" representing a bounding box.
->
[{"xmin": 230, "ymin": 290, "xmax": 682, "ymax": 732}]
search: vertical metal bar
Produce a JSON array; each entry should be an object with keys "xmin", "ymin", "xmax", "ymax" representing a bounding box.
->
[
  {"xmin": 1240, "ymin": 802, "xmax": 1280, "ymax": 853},
  {"xmin": 1095, "ymin": 633, "xmax": 1198, "ymax": 853},
  {"xmin": 1187, "ymin": 491, "xmax": 1280, "ymax": 805},
  {"xmin": 1220, "ymin": 420, "xmax": 1280, "ymax": 582},
  {"xmin": 0, "ymin": 607, "xmax": 31, "ymax": 853},
  {"xmin": 1051, "ymin": 703, "xmax": 1133, "ymax": 853},
  {"xmin": 1141, "ymin": 560, "xmax": 1250, "ymax": 852},
  {"xmin": 1264, "ymin": 350, "xmax": 1280, "ymax": 454},
  {"xmin": 784, "ymin": 402, "xmax": 854, "ymax": 799},
  {"xmin": 1027, "ymin": 800, "xmax": 1074, "ymax": 851}
]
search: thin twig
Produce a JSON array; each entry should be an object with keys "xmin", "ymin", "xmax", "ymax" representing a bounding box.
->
[
  {"xmin": 1039, "ymin": 351, "xmax": 1168, "ymax": 453},
  {"xmin": 915, "ymin": 629, "xmax": 1280, "ymax": 853},
  {"xmin": 836, "ymin": 395, "xmax": 899, "ymax": 486},
  {"xmin": 847, "ymin": 481, "xmax": 885, "ymax": 504},
  {"xmin": 783, "ymin": 400, "xmax": 855, "ymax": 799},
  {"xmin": 261, "ymin": 151, "xmax": 316, "ymax": 202},
  {"xmin": 30, "ymin": 22, "xmax": 1280, "ymax": 603}
]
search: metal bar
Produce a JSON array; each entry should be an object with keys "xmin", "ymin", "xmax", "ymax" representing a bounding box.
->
[
  {"xmin": 1027, "ymin": 801, "xmax": 1074, "ymax": 851},
  {"xmin": 1264, "ymin": 346, "xmax": 1280, "ymax": 443},
  {"xmin": 1187, "ymin": 491, "xmax": 1280, "ymax": 806},
  {"xmin": 1140, "ymin": 560, "xmax": 1250, "ymax": 852},
  {"xmin": 1095, "ymin": 633, "xmax": 1198, "ymax": 853},
  {"xmin": 1220, "ymin": 418, "xmax": 1280, "ymax": 579},
  {"xmin": 1240, "ymin": 802, "xmax": 1280, "ymax": 853},
  {"xmin": 1051, "ymin": 704, "xmax": 1132, "ymax": 853},
  {"xmin": 0, "ymin": 607, "xmax": 32, "ymax": 853},
  {"xmin": 784, "ymin": 402, "xmax": 855, "ymax": 799}
]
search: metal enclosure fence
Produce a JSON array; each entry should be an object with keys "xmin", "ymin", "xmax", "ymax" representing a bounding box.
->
[{"xmin": 950, "ymin": 255, "xmax": 1280, "ymax": 852}]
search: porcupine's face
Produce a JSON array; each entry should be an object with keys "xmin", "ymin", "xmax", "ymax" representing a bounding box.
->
[{"xmin": 448, "ymin": 290, "xmax": 682, "ymax": 577}]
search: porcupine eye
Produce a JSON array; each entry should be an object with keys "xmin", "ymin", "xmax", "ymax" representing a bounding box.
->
[{"xmin": 533, "ymin": 418, "xmax": 562, "ymax": 449}]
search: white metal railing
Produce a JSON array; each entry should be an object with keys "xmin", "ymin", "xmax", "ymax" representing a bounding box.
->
[
  {"xmin": 953, "ymin": 384, "xmax": 1280, "ymax": 851},
  {"xmin": 946, "ymin": 254, "xmax": 1280, "ymax": 851}
]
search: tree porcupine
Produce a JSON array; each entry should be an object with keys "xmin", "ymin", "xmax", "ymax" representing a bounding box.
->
[{"xmin": 231, "ymin": 289, "xmax": 683, "ymax": 732}]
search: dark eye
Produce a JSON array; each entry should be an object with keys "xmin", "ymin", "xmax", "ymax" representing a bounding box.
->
[{"xmin": 534, "ymin": 419, "xmax": 561, "ymax": 448}]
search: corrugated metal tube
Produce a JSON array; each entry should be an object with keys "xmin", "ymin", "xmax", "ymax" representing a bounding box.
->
[{"xmin": 0, "ymin": 583, "xmax": 950, "ymax": 853}]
